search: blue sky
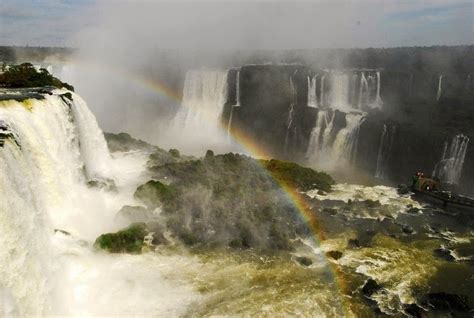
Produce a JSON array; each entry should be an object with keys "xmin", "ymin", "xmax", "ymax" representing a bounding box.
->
[{"xmin": 0, "ymin": 0, "xmax": 472, "ymax": 48}]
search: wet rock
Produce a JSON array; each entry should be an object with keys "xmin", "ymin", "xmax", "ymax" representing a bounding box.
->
[
  {"xmin": 425, "ymin": 292, "xmax": 470, "ymax": 312},
  {"xmin": 325, "ymin": 251, "xmax": 343, "ymax": 260},
  {"xmin": 54, "ymin": 229, "xmax": 70, "ymax": 236},
  {"xmin": 146, "ymin": 222, "xmax": 168, "ymax": 246},
  {"xmin": 433, "ymin": 248, "xmax": 455, "ymax": 262},
  {"xmin": 317, "ymin": 190, "xmax": 326, "ymax": 196},
  {"xmin": 404, "ymin": 303, "xmax": 424, "ymax": 318},
  {"xmin": 401, "ymin": 225, "xmax": 415, "ymax": 234},
  {"xmin": 295, "ymin": 256, "xmax": 313, "ymax": 267},
  {"xmin": 362, "ymin": 279, "xmax": 382, "ymax": 297},
  {"xmin": 407, "ymin": 207, "xmax": 421, "ymax": 214},
  {"xmin": 364, "ymin": 199, "xmax": 381, "ymax": 208},
  {"xmin": 87, "ymin": 178, "xmax": 117, "ymax": 192},
  {"xmin": 322, "ymin": 207, "xmax": 337, "ymax": 215},
  {"xmin": 347, "ymin": 238, "xmax": 361, "ymax": 249},
  {"xmin": 397, "ymin": 184, "xmax": 410, "ymax": 195}
]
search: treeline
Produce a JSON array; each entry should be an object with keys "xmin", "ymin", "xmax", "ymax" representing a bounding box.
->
[
  {"xmin": 0, "ymin": 46, "xmax": 74, "ymax": 63},
  {"xmin": 0, "ymin": 63, "xmax": 74, "ymax": 90}
]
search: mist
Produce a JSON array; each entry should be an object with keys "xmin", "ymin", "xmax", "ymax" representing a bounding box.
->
[{"xmin": 55, "ymin": 0, "xmax": 472, "ymax": 155}]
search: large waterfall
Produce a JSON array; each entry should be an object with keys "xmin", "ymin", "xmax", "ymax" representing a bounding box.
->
[
  {"xmin": 306, "ymin": 110, "xmax": 365, "ymax": 170},
  {"xmin": 170, "ymin": 69, "xmax": 231, "ymax": 154},
  {"xmin": 307, "ymin": 75, "xmax": 318, "ymax": 107},
  {"xmin": 329, "ymin": 72, "xmax": 351, "ymax": 111},
  {"xmin": 0, "ymin": 91, "xmax": 197, "ymax": 316},
  {"xmin": 0, "ymin": 91, "xmax": 112, "ymax": 315},
  {"xmin": 315, "ymin": 70, "xmax": 383, "ymax": 112},
  {"xmin": 432, "ymin": 134, "xmax": 469, "ymax": 184}
]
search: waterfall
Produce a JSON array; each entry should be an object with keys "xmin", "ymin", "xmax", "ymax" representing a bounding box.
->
[
  {"xmin": 320, "ymin": 74, "xmax": 326, "ymax": 107},
  {"xmin": 436, "ymin": 75, "xmax": 443, "ymax": 102},
  {"xmin": 335, "ymin": 113, "xmax": 366, "ymax": 164},
  {"xmin": 306, "ymin": 110, "xmax": 335, "ymax": 162},
  {"xmin": 307, "ymin": 75, "xmax": 318, "ymax": 107},
  {"xmin": 329, "ymin": 72, "xmax": 350, "ymax": 111},
  {"xmin": 306, "ymin": 110, "xmax": 364, "ymax": 170},
  {"xmin": 227, "ymin": 70, "xmax": 242, "ymax": 137},
  {"xmin": 0, "ymin": 91, "xmax": 114, "ymax": 315},
  {"xmin": 432, "ymin": 134, "xmax": 469, "ymax": 184},
  {"xmin": 235, "ymin": 70, "xmax": 241, "ymax": 106},
  {"xmin": 373, "ymin": 71, "xmax": 383, "ymax": 108},
  {"xmin": 180, "ymin": 69, "xmax": 228, "ymax": 126},
  {"xmin": 285, "ymin": 75, "xmax": 297, "ymax": 152},
  {"xmin": 358, "ymin": 72, "xmax": 369, "ymax": 108},
  {"xmin": 375, "ymin": 125, "xmax": 396, "ymax": 179},
  {"xmin": 171, "ymin": 69, "xmax": 229, "ymax": 154}
]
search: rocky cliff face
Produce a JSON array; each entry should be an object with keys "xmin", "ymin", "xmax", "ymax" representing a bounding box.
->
[{"xmin": 216, "ymin": 62, "xmax": 474, "ymax": 193}]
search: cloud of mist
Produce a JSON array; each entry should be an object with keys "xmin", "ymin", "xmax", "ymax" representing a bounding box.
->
[{"xmin": 55, "ymin": 0, "xmax": 472, "ymax": 153}]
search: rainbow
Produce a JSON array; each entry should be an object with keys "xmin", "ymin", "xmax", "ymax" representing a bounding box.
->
[{"xmin": 63, "ymin": 59, "xmax": 353, "ymax": 315}]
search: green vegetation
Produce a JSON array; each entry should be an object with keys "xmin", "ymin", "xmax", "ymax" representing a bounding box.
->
[
  {"xmin": 0, "ymin": 63, "xmax": 74, "ymax": 90},
  {"xmin": 134, "ymin": 180, "xmax": 177, "ymax": 209},
  {"xmin": 104, "ymin": 132, "xmax": 154, "ymax": 153},
  {"xmin": 262, "ymin": 159, "xmax": 334, "ymax": 192},
  {"xmin": 137, "ymin": 153, "xmax": 333, "ymax": 250},
  {"xmin": 94, "ymin": 223, "xmax": 148, "ymax": 253}
]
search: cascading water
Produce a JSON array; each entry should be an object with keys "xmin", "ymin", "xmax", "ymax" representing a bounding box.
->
[
  {"xmin": 328, "ymin": 72, "xmax": 351, "ymax": 112},
  {"xmin": 306, "ymin": 109, "xmax": 365, "ymax": 170},
  {"xmin": 358, "ymin": 72, "xmax": 369, "ymax": 109},
  {"xmin": 307, "ymin": 75, "xmax": 318, "ymax": 107},
  {"xmin": 285, "ymin": 75, "xmax": 297, "ymax": 152},
  {"xmin": 436, "ymin": 75, "xmax": 443, "ymax": 102},
  {"xmin": 375, "ymin": 125, "xmax": 396, "ymax": 179},
  {"xmin": 372, "ymin": 71, "xmax": 383, "ymax": 108},
  {"xmin": 335, "ymin": 113, "xmax": 366, "ymax": 164},
  {"xmin": 432, "ymin": 134, "xmax": 469, "ymax": 184},
  {"xmin": 0, "ymin": 91, "xmax": 112, "ymax": 315},
  {"xmin": 320, "ymin": 74, "xmax": 326, "ymax": 107},
  {"xmin": 171, "ymin": 69, "xmax": 230, "ymax": 154},
  {"xmin": 235, "ymin": 70, "xmax": 241, "ymax": 107},
  {"xmin": 227, "ymin": 70, "xmax": 241, "ymax": 137},
  {"xmin": 0, "ymin": 91, "xmax": 198, "ymax": 316}
]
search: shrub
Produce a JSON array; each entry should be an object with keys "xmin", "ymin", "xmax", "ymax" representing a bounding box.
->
[
  {"xmin": 0, "ymin": 63, "xmax": 74, "ymax": 90},
  {"xmin": 94, "ymin": 223, "xmax": 148, "ymax": 253}
]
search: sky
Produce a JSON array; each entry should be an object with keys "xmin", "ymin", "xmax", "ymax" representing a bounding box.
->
[{"xmin": 0, "ymin": 0, "xmax": 472, "ymax": 49}]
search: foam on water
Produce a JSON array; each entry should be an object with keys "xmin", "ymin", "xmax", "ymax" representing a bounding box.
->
[
  {"xmin": 0, "ymin": 91, "xmax": 199, "ymax": 315},
  {"xmin": 308, "ymin": 184, "xmax": 423, "ymax": 210}
]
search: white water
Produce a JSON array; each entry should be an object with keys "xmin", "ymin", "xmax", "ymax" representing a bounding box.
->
[
  {"xmin": 307, "ymin": 184, "xmax": 423, "ymax": 211},
  {"xmin": 358, "ymin": 72, "xmax": 369, "ymax": 109},
  {"xmin": 306, "ymin": 111, "xmax": 365, "ymax": 170},
  {"xmin": 328, "ymin": 72, "xmax": 351, "ymax": 112},
  {"xmin": 307, "ymin": 75, "xmax": 318, "ymax": 107},
  {"xmin": 372, "ymin": 71, "xmax": 383, "ymax": 108},
  {"xmin": 284, "ymin": 76, "xmax": 297, "ymax": 152},
  {"xmin": 0, "ymin": 92, "xmax": 199, "ymax": 316},
  {"xmin": 226, "ymin": 70, "xmax": 242, "ymax": 138},
  {"xmin": 436, "ymin": 75, "xmax": 443, "ymax": 101},
  {"xmin": 235, "ymin": 70, "xmax": 241, "ymax": 106},
  {"xmin": 169, "ymin": 69, "xmax": 235, "ymax": 155},
  {"xmin": 375, "ymin": 125, "xmax": 396, "ymax": 179},
  {"xmin": 432, "ymin": 134, "xmax": 469, "ymax": 184},
  {"xmin": 320, "ymin": 74, "xmax": 326, "ymax": 107}
]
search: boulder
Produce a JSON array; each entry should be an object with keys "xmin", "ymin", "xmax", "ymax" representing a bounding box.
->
[
  {"xmin": 362, "ymin": 279, "xmax": 382, "ymax": 298},
  {"xmin": 325, "ymin": 251, "xmax": 343, "ymax": 260},
  {"xmin": 295, "ymin": 256, "xmax": 313, "ymax": 267}
]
